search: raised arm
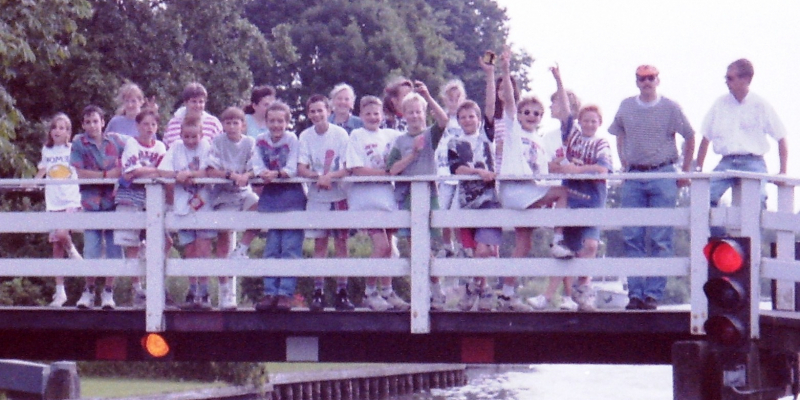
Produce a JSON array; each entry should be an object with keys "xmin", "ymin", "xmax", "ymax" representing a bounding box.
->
[
  {"xmin": 499, "ymin": 47, "xmax": 516, "ymax": 118},
  {"xmin": 414, "ymin": 81, "xmax": 448, "ymax": 129},
  {"xmin": 550, "ymin": 64, "xmax": 571, "ymax": 123},
  {"xmin": 480, "ymin": 53, "xmax": 497, "ymax": 121}
]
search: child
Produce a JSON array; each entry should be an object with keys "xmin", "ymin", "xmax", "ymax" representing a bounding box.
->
[
  {"xmin": 163, "ymin": 82, "xmax": 223, "ymax": 149},
  {"xmin": 106, "ymin": 83, "xmax": 157, "ymax": 137},
  {"xmin": 496, "ymin": 48, "xmax": 574, "ymax": 310},
  {"xmin": 328, "ymin": 83, "xmax": 363, "ymax": 134},
  {"xmin": 345, "ymin": 96, "xmax": 403, "ymax": 311},
  {"xmin": 70, "ymin": 105, "xmax": 128, "ymax": 310},
  {"xmin": 34, "ymin": 113, "xmax": 83, "ymax": 307},
  {"xmin": 244, "ymin": 85, "xmax": 277, "ymax": 139},
  {"xmin": 381, "ymin": 77, "xmax": 414, "ymax": 132},
  {"xmin": 297, "ymin": 94, "xmax": 353, "ymax": 311},
  {"xmin": 251, "ymin": 101, "xmax": 306, "ymax": 312},
  {"xmin": 447, "ymin": 101, "xmax": 513, "ymax": 311},
  {"xmin": 114, "ymin": 109, "xmax": 166, "ymax": 309},
  {"xmin": 158, "ymin": 113, "xmax": 215, "ymax": 310},
  {"xmin": 206, "ymin": 106, "xmax": 260, "ymax": 310},
  {"xmin": 385, "ymin": 83, "xmax": 449, "ymax": 312}
]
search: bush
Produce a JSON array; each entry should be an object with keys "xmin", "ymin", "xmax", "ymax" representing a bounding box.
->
[{"xmin": 78, "ymin": 361, "xmax": 269, "ymax": 386}]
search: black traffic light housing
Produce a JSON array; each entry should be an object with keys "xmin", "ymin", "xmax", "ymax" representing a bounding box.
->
[{"xmin": 703, "ymin": 237, "xmax": 751, "ymax": 352}]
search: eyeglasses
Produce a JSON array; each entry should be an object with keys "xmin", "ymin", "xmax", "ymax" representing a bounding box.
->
[
  {"xmin": 636, "ymin": 75, "xmax": 657, "ymax": 82},
  {"xmin": 521, "ymin": 110, "xmax": 543, "ymax": 117}
]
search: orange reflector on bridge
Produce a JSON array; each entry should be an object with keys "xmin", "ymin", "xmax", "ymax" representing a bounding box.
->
[{"xmin": 141, "ymin": 333, "xmax": 170, "ymax": 358}]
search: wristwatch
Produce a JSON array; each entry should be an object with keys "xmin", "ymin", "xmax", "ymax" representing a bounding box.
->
[{"xmin": 225, "ymin": 171, "xmax": 232, "ymax": 180}]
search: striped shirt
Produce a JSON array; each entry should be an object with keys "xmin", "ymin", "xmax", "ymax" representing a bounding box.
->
[
  {"xmin": 608, "ymin": 96, "xmax": 694, "ymax": 167},
  {"xmin": 162, "ymin": 111, "xmax": 223, "ymax": 149}
]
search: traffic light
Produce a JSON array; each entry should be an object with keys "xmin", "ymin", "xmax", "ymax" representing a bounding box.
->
[{"xmin": 703, "ymin": 237, "xmax": 751, "ymax": 351}]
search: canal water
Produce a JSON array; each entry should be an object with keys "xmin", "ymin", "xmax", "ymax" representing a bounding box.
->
[{"xmin": 391, "ymin": 364, "xmax": 674, "ymax": 400}]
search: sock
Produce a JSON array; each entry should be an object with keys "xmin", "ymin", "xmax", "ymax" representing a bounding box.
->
[
  {"xmin": 198, "ymin": 283, "xmax": 209, "ymax": 297},
  {"xmin": 86, "ymin": 285, "xmax": 95, "ymax": 293},
  {"xmin": 553, "ymin": 233, "xmax": 564, "ymax": 244},
  {"xmin": 132, "ymin": 281, "xmax": 143, "ymax": 291},
  {"xmin": 55, "ymin": 284, "xmax": 66, "ymax": 296},
  {"xmin": 365, "ymin": 285, "xmax": 378, "ymax": 296},
  {"xmin": 502, "ymin": 284, "xmax": 515, "ymax": 297},
  {"xmin": 380, "ymin": 286, "xmax": 393, "ymax": 297}
]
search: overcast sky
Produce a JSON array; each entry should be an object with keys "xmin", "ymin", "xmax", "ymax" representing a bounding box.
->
[{"xmin": 494, "ymin": 0, "xmax": 800, "ymax": 184}]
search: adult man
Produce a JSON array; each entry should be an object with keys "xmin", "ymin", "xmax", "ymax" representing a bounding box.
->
[
  {"xmin": 696, "ymin": 58, "xmax": 788, "ymax": 237},
  {"xmin": 609, "ymin": 65, "xmax": 695, "ymax": 310}
]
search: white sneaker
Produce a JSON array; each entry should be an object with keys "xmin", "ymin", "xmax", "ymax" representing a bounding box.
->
[
  {"xmin": 68, "ymin": 244, "xmax": 83, "ymax": 260},
  {"xmin": 219, "ymin": 281, "xmax": 237, "ymax": 310},
  {"xmin": 76, "ymin": 289, "xmax": 94, "ymax": 309},
  {"xmin": 364, "ymin": 291, "xmax": 390, "ymax": 311},
  {"xmin": 457, "ymin": 283, "xmax": 479, "ymax": 311},
  {"xmin": 49, "ymin": 290, "xmax": 67, "ymax": 307},
  {"xmin": 101, "ymin": 289, "xmax": 116, "ymax": 310},
  {"xmin": 431, "ymin": 287, "xmax": 447, "ymax": 311},
  {"xmin": 383, "ymin": 291, "xmax": 410, "ymax": 311},
  {"xmin": 571, "ymin": 284, "xmax": 597, "ymax": 311},
  {"xmin": 477, "ymin": 288, "xmax": 496, "ymax": 311},
  {"xmin": 228, "ymin": 243, "xmax": 249, "ymax": 259},
  {"xmin": 497, "ymin": 294, "xmax": 533, "ymax": 312},
  {"xmin": 559, "ymin": 296, "xmax": 579, "ymax": 311},
  {"xmin": 527, "ymin": 294, "xmax": 549, "ymax": 310},
  {"xmin": 550, "ymin": 242, "xmax": 575, "ymax": 259},
  {"xmin": 131, "ymin": 288, "xmax": 145, "ymax": 309}
]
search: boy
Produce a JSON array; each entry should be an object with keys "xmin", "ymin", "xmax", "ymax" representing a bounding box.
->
[
  {"xmin": 70, "ymin": 105, "xmax": 128, "ymax": 309},
  {"xmin": 345, "ymin": 96, "xmax": 403, "ymax": 311},
  {"xmin": 158, "ymin": 113, "xmax": 215, "ymax": 310},
  {"xmin": 447, "ymin": 100, "xmax": 514, "ymax": 311},
  {"xmin": 251, "ymin": 101, "xmax": 306, "ymax": 312},
  {"xmin": 113, "ymin": 109, "xmax": 166, "ymax": 309},
  {"xmin": 297, "ymin": 94, "xmax": 353, "ymax": 311},
  {"xmin": 163, "ymin": 82, "xmax": 223, "ymax": 149},
  {"xmin": 385, "ymin": 83, "xmax": 449, "ymax": 312},
  {"xmin": 205, "ymin": 106, "xmax": 259, "ymax": 310}
]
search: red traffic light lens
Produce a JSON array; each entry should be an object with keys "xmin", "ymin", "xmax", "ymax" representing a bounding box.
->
[
  {"xmin": 703, "ymin": 277, "xmax": 746, "ymax": 309},
  {"xmin": 704, "ymin": 315, "xmax": 746, "ymax": 346},
  {"xmin": 704, "ymin": 240, "xmax": 745, "ymax": 273}
]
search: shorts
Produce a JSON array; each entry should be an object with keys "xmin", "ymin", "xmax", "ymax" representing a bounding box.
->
[
  {"xmin": 48, "ymin": 207, "xmax": 81, "ymax": 242},
  {"xmin": 437, "ymin": 183, "xmax": 459, "ymax": 211},
  {"xmin": 304, "ymin": 199, "xmax": 349, "ymax": 239},
  {"xmin": 563, "ymin": 226, "xmax": 600, "ymax": 252},
  {"xmin": 465, "ymin": 201, "xmax": 502, "ymax": 246},
  {"xmin": 396, "ymin": 195, "xmax": 441, "ymax": 238},
  {"xmin": 212, "ymin": 186, "xmax": 259, "ymax": 211},
  {"xmin": 177, "ymin": 229, "xmax": 217, "ymax": 246},
  {"xmin": 114, "ymin": 204, "xmax": 145, "ymax": 247}
]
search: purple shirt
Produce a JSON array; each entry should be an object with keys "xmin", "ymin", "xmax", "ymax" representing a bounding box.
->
[{"xmin": 70, "ymin": 132, "xmax": 128, "ymax": 211}]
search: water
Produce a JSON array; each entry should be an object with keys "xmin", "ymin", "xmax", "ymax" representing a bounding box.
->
[{"xmin": 392, "ymin": 364, "xmax": 675, "ymax": 400}]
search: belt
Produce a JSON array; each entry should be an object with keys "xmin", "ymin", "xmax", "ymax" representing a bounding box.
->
[
  {"xmin": 722, "ymin": 153, "xmax": 762, "ymax": 160},
  {"xmin": 627, "ymin": 160, "xmax": 675, "ymax": 172}
]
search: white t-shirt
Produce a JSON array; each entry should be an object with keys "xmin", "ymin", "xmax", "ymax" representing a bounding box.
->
[
  {"xmin": 117, "ymin": 137, "xmax": 167, "ymax": 207},
  {"xmin": 701, "ymin": 92, "xmax": 787, "ymax": 156},
  {"xmin": 206, "ymin": 133, "xmax": 256, "ymax": 194},
  {"xmin": 498, "ymin": 114, "xmax": 551, "ymax": 209},
  {"xmin": 38, "ymin": 144, "xmax": 82, "ymax": 211},
  {"xmin": 434, "ymin": 115, "xmax": 464, "ymax": 182},
  {"xmin": 345, "ymin": 127, "xmax": 401, "ymax": 211},
  {"xmin": 158, "ymin": 140, "xmax": 212, "ymax": 215},
  {"xmin": 298, "ymin": 124, "xmax": 349, "ymax": 202}
]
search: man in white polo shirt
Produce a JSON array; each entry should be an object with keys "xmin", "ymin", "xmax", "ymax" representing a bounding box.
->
[{"xmin": 696, "ymin": 58, "xmax": 788, "ymax": 237}]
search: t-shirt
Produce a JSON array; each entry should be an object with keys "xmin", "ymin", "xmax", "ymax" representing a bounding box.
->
[
  {"xmin": 245, "ymin": 114, "xmax": 269, "ymax": 139},
  {"xmin": 157, "ymin": 140, "xmax": 212, "ymax": 215},
  {"xmin": 251, "ymin": 132, "xmax": 306, "ymax": 213},
  {"xmin": 608, "ymin": 95, "xmax": 694, "ymax": 168},
  {"xmin": 117, "ymin": 138, "xmax": 166, "ymax": 208},
  {"xmin": 434, "ymin": 115, "xmax": 464, "ymax": 182},
  {"xmin": 298, "ymin": 124, "xmax": 349, "ymax": 202},
  {"xmin": 162, "ymin": 111, "xmax": 223, "ymax": 149},
  {"xmin": 701, "ymin": 92, "xmax": 787, "ymax": 156},
  {"xmin": 70, "ymin": 132, "xmax": 129, "ymax": 211},
  {"xmin": 385, "ymin": 124, "xmax": 445, "ymax": 204},
  {"xmin": 38, "ymin": 144, "xmax": 82, "ymax": 211},
  {"xmin": 447, "ymin": 131, "xmax": 498, "ymax": 209},
  {"xmin": 328, "ymin": 114, "xmax": 364, "ymax": 135},
  {"xmin": 563, "ymin": 130, "xmax": 614, "ymax": 209},
  {"xmin": 206, "ymin": 133, "xmax": 256, "ymax": 194},
  {"xmin": 345, "ymin": 127, "xmax": 401, "ymax": 211},
  {"xmin": 105, "ymin": 115, "xmax": 138, "ymax": 137}
]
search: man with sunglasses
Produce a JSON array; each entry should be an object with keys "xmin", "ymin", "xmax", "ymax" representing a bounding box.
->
[
  {"xmin": 608, "ymin": 65, "xmax": 696, "ymax": 311},
  {"xmin": 696, "ymin": 59, "xmax": 788, "ymax": 237}
]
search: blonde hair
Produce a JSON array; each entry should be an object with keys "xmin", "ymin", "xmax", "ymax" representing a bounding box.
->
[
  {"xmin": 115, "ymin": 82, "xmax": 144, "ymax": 116},
  {"xmin": 329, "ymin": 83, "xmax": 356, "ymax": 108},
  {"xmin": 45, "ymin": 113, "xmax": 72, "ymax": 148},
  {"xmin": 440, "ymin": 79, "xmax": 466, "ymax": 102},
  {"xmin": 359, "ymin": 95, "xmax": 383, "ymax": 110},
  {"xmin": 578, "ymin": 104, "xmax": 603, "ymax": 125},
  {"xmin": 400, "ymin": 92, "xmax": 428, "ymax": 114}
]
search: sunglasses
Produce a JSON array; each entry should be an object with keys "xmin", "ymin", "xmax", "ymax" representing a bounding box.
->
[
  {"xmin": 521, "ymin": 110, "xmax": 543, "ymax": 117},
  {"xmin": 636, "ymin": 75, "xmax": 657, "ymax": 82}
]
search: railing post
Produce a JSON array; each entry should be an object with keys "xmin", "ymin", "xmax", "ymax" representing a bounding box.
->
[
  {"xmin": 145, "ymin": 182, "xmax": 166, "ymax": 332},
  {"xmin": 409, "ymin": 181, "xmax": 431, "ymax": 334},
  {"xmin": 737, "ymin": 177, "xmax": 762, "ymax": 338},
  {"xmin": 774, "ymin": 183, "xmax": 796, "ymax": 310},
  {"xmin": 689, "ymin": 177, "xmax": 711, "ymax": 335}
]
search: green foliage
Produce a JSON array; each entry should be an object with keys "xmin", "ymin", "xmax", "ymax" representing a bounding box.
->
[{"xmin": 79, "ymin": 361, "xmax": 269, "ymax": 386}]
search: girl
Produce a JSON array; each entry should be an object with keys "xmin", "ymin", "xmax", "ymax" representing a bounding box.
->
[
  {"xmin": 106, "ymin": 83, "xmax": 156, "ymax": 137},
  {"xmin": 328, "ymin": 83, "xmax": 363, "ymax": 134},
  {"xmin": 244, "ymin": 85, "xmax": 277, "ymax": 139},
  {"xmin": 34, "ymin": 113, "xmax": 83, "ymax": 307}
]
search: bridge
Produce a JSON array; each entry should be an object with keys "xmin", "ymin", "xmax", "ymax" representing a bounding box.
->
[{"xmin": 1, "ymin": 172, "xmax": 800, "ymax": 371}]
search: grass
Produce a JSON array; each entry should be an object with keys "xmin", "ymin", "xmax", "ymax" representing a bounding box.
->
[{"xmin": 81, "ymin": 378, "xmax": 224, "ymax": 398}]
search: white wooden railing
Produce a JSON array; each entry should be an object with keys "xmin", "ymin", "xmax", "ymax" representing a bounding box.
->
[{"xmin": 1, "ymin": 172, "xmax": 799, "ymax": 335}]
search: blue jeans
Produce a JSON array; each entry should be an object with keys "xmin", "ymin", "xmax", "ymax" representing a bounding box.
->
[
  {"xmin": 262, "ymin": 229, "xmax": 303, "ymax": 296},
  {"xmin": 84, "ymin": 229, "xmax": 123, "ymax": 260},
  {"xmin": 709, "ymin": 154, "xmax": 767, "ymax": 237},
  {"xmin": 621, "ymin": 165, "xmax": 678, "ymax": 301}
]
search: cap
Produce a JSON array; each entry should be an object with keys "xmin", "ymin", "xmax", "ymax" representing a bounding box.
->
[{"xmin": 636, "ymin": 65, "xmax": 659, "ymax": 76}]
